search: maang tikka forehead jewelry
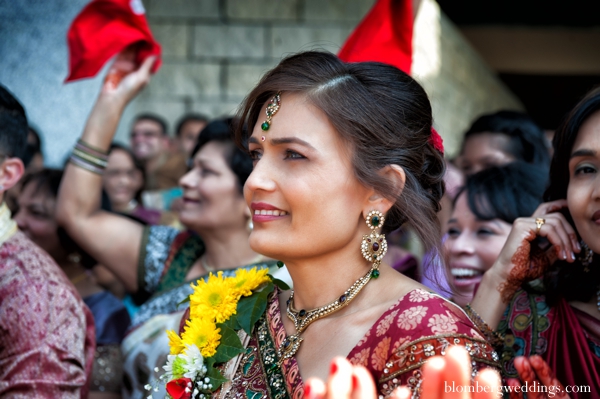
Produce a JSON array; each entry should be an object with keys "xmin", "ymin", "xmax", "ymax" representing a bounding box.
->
[
  {"xmin": 361, "ymin": 210, "xmax": 388, "ymax": 279},
  {"xmin": 260, "ymin": 92, "xmax": 281, "ymax": 141}
]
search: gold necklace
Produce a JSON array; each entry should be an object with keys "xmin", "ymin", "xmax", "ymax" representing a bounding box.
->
[
  {"xmin": 278, "ymin": 265, "xmax": 375, "ymax": 363},
  {"xmin": 0, "ymin": 202, "xmax": 17, "ymax": 247}
]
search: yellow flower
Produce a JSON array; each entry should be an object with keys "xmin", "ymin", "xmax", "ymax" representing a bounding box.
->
[
  {"xmin": 166, "ymin": 329, "xmax": 185, "ymax": 355},
  {"xmin": 189, "ymin": 272, "xmax": 238, "ymax": 323},
  {"xmin": 231, "ymin": 267, "xmax": 271, "ymax": 297},
  {"xmin": 181, "ymin": 317, "xmax": 221, "ymax": 358}
]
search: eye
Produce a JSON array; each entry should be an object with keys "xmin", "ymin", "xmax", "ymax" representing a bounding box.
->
[
  {"xmin": 476, "ymin": 228, "xmax": 494, "ymax": 237},
  {"xmin": 574, "ymin": 164, "xmax": 596, "ymax": 175},
  {"xmin": 285, "ymin": 150, "xmax": 305, "ymax": 160},
  {"xmin": 447, "ymin": 227, "xmax": 461, "ymax": 237},
  {"xmin": 249, "ymin": 150, "xmax": 262, "ymax": 162}
]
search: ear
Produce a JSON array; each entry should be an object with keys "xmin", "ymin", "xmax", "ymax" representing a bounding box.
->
[
  {"xmin": 0, "ymin": 157, "xmax": 25, "ymax": 193},
  {"xmin": 363, "ymin": 164, "xmax": 406, "ymax": 218}
]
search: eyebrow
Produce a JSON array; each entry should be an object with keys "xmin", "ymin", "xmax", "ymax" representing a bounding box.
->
[
  {"xmin": 571, "ymin": 149, "xmax": 596, "ymax": 159},
  {"xmin": 249, "ymin": 136, "xmax": 316, "ymax": 151}
]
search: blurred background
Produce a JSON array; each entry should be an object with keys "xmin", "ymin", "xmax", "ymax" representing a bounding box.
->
[{"xmin": 1, "ymin": 0, "xmax": 599, "ymax": 166}]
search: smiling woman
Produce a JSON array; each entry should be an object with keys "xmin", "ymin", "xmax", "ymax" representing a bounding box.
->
[
  {"xmin": 55, "ymin": 51, "xmax": 283, "ymax": 399},
  {"xmin": 444, "ymin": 162, "xmax": 547, "ymax": 306},
  {"xmin": 469, "ymin": 87, "xmax": 600, "ymax": 398}
]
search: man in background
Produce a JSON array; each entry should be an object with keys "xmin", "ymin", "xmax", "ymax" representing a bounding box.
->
[
  {"xmin": 129, "ymin": 113, "xmax": 187, "ymax": 191},
  {"xmin": 0, "ymin": 84, "xmax": 95, "ymax": 398},
  {"xmin": 174, "ymin": 113, "xmax": 208, "ymax": 159}
]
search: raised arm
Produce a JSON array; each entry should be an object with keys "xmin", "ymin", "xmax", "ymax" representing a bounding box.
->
[
  {"xmin": 56, "ymin": 51, "xmax": 156, "ymax": 293},
  {"xmin": 469, "ymin": 200, "xmax": 579, "ymax": 330}
]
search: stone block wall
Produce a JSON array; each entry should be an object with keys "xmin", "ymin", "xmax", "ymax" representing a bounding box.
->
[
  {"xmin": 0, "ymin": 0, "xmax": 522, "ymax": 164},
  {"xmin": 120, "ymin": 0, "xmax": 523, "ymax": 158}
]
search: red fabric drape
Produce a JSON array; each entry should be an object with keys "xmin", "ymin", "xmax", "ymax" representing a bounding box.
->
[
  {"xmin": 545, "ymin": 298, "xmax": 600, "ymax": 398},
  {"xmin": 338, "ymin": 0, "xmax": 413, "ymax": 74},
  {"xmin": 65, "ymin": 0, "xmax": 161, "ymax": 82}
]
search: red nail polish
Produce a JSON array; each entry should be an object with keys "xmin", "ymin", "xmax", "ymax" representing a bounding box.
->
[
  {"xmin": 304, "ymin": 384, "xmax": 311, "ymax": 398},
  {"xmin": 352, "ymin": 375, "xmax": 359, "ymax": 390},
  {"xmin": 330, "ymin": 360, "xmax": 338, "ymax": 375}
]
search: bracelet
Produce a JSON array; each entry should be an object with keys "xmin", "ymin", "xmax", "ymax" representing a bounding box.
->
[
  {"xmin": 72, "ymin": 147, "xmax": 108, "ymax": 168},
  {"xmin": 77, "ymin": 139, "xmax": 109, "ymax": 156},
  {"xmin": 69, "ymin": 154, "xmax": 105, "ymax": 175},
  {"xmin": 464, "ymin": 304, "xmax": 505, "ymax": 348}
]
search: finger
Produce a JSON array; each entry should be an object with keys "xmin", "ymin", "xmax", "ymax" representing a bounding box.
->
[
  {"xmin": 514, "ymin": 357, "xmax": 544, "ymax": 399},
  {"xmin": 350, "ymin": 366, "xmax": 378, "ymax": 399},
  {"xmin": 419, "ymin": 356, "xmax": 446, "ymax": 398},
  {"xmin": 506, "ymin": 378, "xmax": 523, "ymax": 399},
  {"xmin": 441, "ymin": 346, "xmax": 472, "ymax": 399},
  {"xmin": 551, "ymin": 213, "xmax": 580, "ymax": 254},
  {"xmin": 139, "ymin": 54, "xmax": 157, "ymax": 75},
  {"xmin": 529, "ymin": 356, "xmax": 569, "ymax": 399},
  {"xmin": 473, "ymin": 368, "xmax": 502, "ymax": 399},
  {"xmin": 326, "ymin": 357, "xmax": 354, "ymax": 399},
  {"xmin": 536, "ymin": 217, "xmax": 574, "ymax": 262},
  {"xmin": 532, "ymin": 200, "xmax": 568, "ymax": 217},
  {"xmin": 389, "ymin": 386, "xmax": 412, "ymax": 399},
  {"xmin": 304, "ymin": 378, "xmax": 326, "ymax": 399}
]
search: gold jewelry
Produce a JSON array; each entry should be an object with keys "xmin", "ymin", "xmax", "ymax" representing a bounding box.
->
[
  {"xmin": 260, "ymin": 92, "xmax": 281, "ymax": 141},
  {"xmin": 0, "ymin": 202, "xmax": 17, "ymax": 247},
  {"xmin": 464, "ymin": 304, "xmax": 504, "ymax": 348},
  {"xmin": 580, "ymin": 240, "xmax": 593, "ymax": 271},
  {"xmin": 279, "ymin": 266, "xmax": 375, "ymax": 363},
  {"xmin": 361, "ymin": 210, "xmax": 387, "ymax": 279},
  {"xmin": 535, "ymin": 218, "xmax": 545, "ymax": 234}
]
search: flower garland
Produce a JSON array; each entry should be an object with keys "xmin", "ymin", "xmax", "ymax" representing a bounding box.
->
[{"xmin": 153, "ymin": 267, "xmax": 288, "ymax": 399}]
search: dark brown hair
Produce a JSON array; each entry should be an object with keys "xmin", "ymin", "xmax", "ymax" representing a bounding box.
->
[
  {"xmin": 543, "ymin": 86, "xmax": 600, "ymax": 305},
  {"xmin": 235, "ymin": 51, "xmax": 445, "ymax": 252}
]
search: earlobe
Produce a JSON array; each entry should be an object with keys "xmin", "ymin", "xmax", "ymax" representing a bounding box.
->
[
  {"xmin": 364, "ymin": 164, "xmax": 406, "ymax": 216},
  {"xmin": 0, "ymin": 158, "xmax": 25, "ymax": 193}
]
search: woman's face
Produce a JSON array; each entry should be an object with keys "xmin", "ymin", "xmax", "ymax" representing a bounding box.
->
[
  {"xmin": 444, "ymin": 192, "xmax": 512, "ymax": 306},
  {"xmin": 244, "ymin": 93, "xmax": 372, "ymax": 261},
  {"xmin": 179, "ymin": 141, "xmax": 249, "ymax": 232},
  {"xmin": 567, "ymin": 109, "xmax": 600, "ymax": 253},
  {"xmin": 458, "ymin": 133, "xmax": 515, "ymax": 175},
  {"xmin": 14, "ymin": 182, "xmax": 63, "ymax": 260},
  {"xmin": 103, "ymin": 149, "xmax": 143, "ymax": 209}
]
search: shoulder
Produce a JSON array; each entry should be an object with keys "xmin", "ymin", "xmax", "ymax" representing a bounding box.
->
[{"xmin": 348, "ymin": 289, "xmax": 499, "ymax": 396}]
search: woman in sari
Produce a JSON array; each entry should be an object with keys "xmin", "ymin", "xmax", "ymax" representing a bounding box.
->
[
  {"xmin": 468, "ymin": 87, "xmax": 600, "ymax": 398},
  {"xmin": 55, "ymin": 54, "xmax": 284, "ymax": 398},
  {"xmin": 165, "ymin": 51, "xmax": 499, "ymax": 398}
]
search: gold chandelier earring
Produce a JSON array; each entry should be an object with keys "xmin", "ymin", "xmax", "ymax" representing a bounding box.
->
[{"xmin": 361, "ymin": 210, "xmax": 388, "ymax": 279}]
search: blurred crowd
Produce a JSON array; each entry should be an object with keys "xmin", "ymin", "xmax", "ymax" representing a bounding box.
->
[{"xmin": 1, "ymin": 52, "xmax": 599, "ymax": 398}]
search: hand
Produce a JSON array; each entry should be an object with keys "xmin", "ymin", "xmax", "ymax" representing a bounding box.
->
[
  {"xmin": 505, "ymin": 356, "xmax": 570, "ymax": 399},
  {"xmin": 303, "ymin": 346, "xmax": 501, "ymax": 399},
  {"xmin": 99, "ymin": 44, "xmax": 156, "ymax": 107},
  {"xmin": 489, "ymin": 200, "xmax": 579, "ymax": 284}
]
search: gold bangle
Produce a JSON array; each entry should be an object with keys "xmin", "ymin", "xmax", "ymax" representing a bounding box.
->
[{"xmin": 464, "ymin": 304, "xmax": 504, "ymax": 347}]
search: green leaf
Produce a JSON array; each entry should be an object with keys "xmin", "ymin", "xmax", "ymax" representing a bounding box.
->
[
  {"xmin": 177, "ymin": 296, "xmax": 190, "ymax": 307},
  {"xmin": 206, "ymin": 366, "xmax": 228, "ymax": 391},
  {"xmin": 237, "ymin": 282, "xmax": 274, "ymax": 335},
  {"xmin": 212, "ymin": 324, "xmax": 244, "ymax": 364},
  {"xmin": 270, "ymin": 276, "xmax": 290, "ymax": 291},
  {"xmin": 221, "ymin": 314, "xmax": 240, "ymax": 331}
]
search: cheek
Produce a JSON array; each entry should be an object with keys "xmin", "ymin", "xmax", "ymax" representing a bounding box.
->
[
  {"xmin": 478, "ymin": 236, "xmax": 508, "ymax": 270},
  {"xmin": 28, "ymin": 220, "xmax": 58, "ymax": 239}
]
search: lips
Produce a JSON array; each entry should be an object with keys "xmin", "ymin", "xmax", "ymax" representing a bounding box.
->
[
  {"xmin": 592, "ymin": 210, "xmax": 600, "ymax": 224},
  {"xmin": 449, "ymin": 264, "xmax": 484, "ymax": 288},
  {"xmin": 251, "ymin": 202, "xmax": 289, "ymax": 222}
]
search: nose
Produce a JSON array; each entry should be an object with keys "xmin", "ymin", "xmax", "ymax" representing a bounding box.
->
[
  {"xmin": 179, "ymin": 168, "xmax": 196, "ymax": 189},
  {"xmin": 13, "ymin": 210, "xmax": 27, "ymax": 231},
  {"xmin": 447, "ymin": 231, "xmax": 475, "ymax": 257},
  {"xmin": 243, "ymin": 156, "xmax": 277, "ymax": 197}
]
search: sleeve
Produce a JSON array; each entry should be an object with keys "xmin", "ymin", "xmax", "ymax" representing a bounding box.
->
[
  {"xmin": 360, "ymin": 292, "xmax": 500, "ymax": 397},
  {"xmin": 0, "ymin": 276, "xmax": 93, "ymax": 398},
  {"xmin": 134, "ymin": 225, "xmax": 180, "ymax": 304}
]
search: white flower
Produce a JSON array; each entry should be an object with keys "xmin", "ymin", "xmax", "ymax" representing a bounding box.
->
[
  {"xmin": 181, "ymin": 344, "xmax": 207, "ymax": 380},
  {"xmin": 162, "ymin": 354, "xmax": 179, "ymax": 381}
]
